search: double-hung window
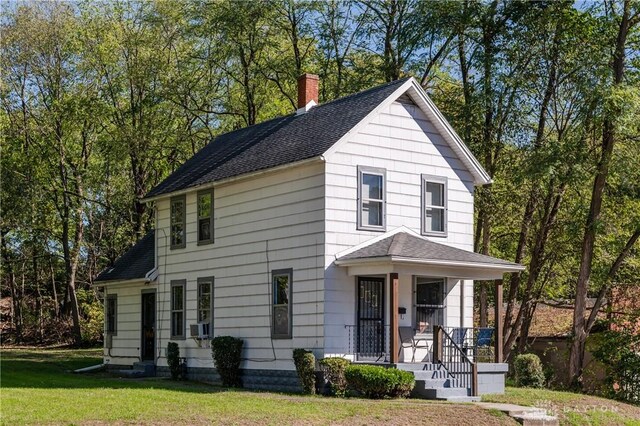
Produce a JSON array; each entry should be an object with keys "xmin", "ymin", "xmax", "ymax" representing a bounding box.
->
[
  {"xmin": 197, "ymin": 277, "xmax": 213, "ymax": 336},
  {"xmin": 271, "ymin": 269, "xmax": 292, "ymax": 339},
  {"xmin": 422, "ymin": 175, "xmax": 447, "ymax": 236},
  {"xmin": 170, "ymin": 195, "xmax": 186, "ymax": 249},
  {"xmin": 357, "ymin": 166, "xmax": 386, "ymax": 231},
  {"xmin": 170, "ymin": 280, "xmax": 185, "ymax": 339},
  {"xmin": 197, "ymin": 190, "xmax": 214, "ymax": 245},
  {"xmin": 414, "ymin": 277, "xmax": 445, "ymax": 330},
  {"xmin": 106, "ymin": 294, "xmax": 117, "ymax": 335}
]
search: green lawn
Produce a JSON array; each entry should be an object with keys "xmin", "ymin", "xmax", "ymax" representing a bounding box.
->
[
  {"xmin": 1, "ymin": 348, "xmax": 513, "ymax": 425},
  {"xmin": 482, "ymin": 387, "xmax": 640, "ymax": 426},
  {"xmin": 2, "ymin": 349, "xmax": 638, "ymax": 425}
]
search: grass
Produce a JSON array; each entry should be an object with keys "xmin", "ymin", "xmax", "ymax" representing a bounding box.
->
[
  {"xmin": 482, "ymin": 386, "xmax": 640, "ymax": 426},
  {"xmin": 4, "ymin": 349, "xmax": 638, "ymax": 425},
  {"xmin": 0, "ymin": 348, "xmax": 515, "ymax": 425}
]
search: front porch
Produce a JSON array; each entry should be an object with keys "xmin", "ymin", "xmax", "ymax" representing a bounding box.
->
[{"xmin": 329, "ymin": 229, "xmax": 524, "ymax": 398}]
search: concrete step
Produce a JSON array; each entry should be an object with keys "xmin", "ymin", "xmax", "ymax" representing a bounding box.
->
[
  {"xmin": 397, "ymin": 362, "xmax": 442, "ymax": 372},
  {"xmin": 417, "ymin": 377, "xmax": 460, "ymax": 388},
  {"xmin": 475, "ymin": 403, "xmax": 558, "ymax": 426},
  {"xmin": 114, "ymin": 361, "xmax": 156, "ymax": 378},
  {"xmin": 115, "ymin": 369, "xmax": 148, "ymax": 378},
  {"xmin": 444, "ymin": 396, "xmax": 481, "ymax": 403},
  {"xmin": 412, "ymin": 369, "xmax": 451, "ymax": 380},
  {"xmin": 132, "ymin": 361, "xmax": 156, "ymax": 376},
  {"xmin": 413, "ymin": 384, "xmax": 470, "ymax": 400}
]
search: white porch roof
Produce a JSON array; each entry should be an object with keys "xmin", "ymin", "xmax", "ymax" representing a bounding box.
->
[{"xmin": 334, "ymin": 227, "xmax": 524, "ymax": 279}]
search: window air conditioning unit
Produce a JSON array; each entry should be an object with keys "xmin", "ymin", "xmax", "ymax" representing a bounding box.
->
[{"xmin": 190, "ymin": 322, "xmax": 210, "ymax": 339}]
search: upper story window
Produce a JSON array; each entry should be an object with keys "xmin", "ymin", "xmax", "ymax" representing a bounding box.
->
[
  {"xmin": 422, "ymin": 175, "xmax": 447, "ymax": 236},
  {"xmin": 357, "ymin": 166, "xmax": 386, "ymax": 231},
  {"xmin": 272, "ymin": 269, "xmax": 292, "ymax": 339},
  {"xmin": 170, "ymin": 195, "xmax": 186, "ymax": 249},
  {"xmin": 197, "ymin": 190, "xmax": 214, "ymax": 245},
  {"xmin": 106, "ymin": 294, "xmax": 117, "ymax": 335}
]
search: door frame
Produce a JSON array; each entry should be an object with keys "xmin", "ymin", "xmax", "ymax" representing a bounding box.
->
[
  {"xmin": 140, "ymin": 289, "xmax": 156, "ymax": 363},
  {"xmin": 356, "ymin": 276, "xmax": 386, "ymax": 360}
]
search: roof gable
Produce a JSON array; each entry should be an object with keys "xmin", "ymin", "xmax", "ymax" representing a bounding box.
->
[
  {"xmin": 145, "ymin": 79, "xmax": 409, "ymax": 200},
  {"xmin": 145, "ymin": 77, "xmax": 490, "ymax": 201},
  {"xmin": 321, "ymin": 78, "xmax": 491, "ymax": 185}
]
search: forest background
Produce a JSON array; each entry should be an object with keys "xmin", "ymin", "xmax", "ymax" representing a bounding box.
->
[{"xmin": 1, "ymin": 0, "xmax": 639, "ymax": 390}]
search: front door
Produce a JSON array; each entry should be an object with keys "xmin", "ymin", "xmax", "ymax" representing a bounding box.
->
[
  {"xmin": 141, "ymin": 292, "xmax": 155, "ymax": 362},
  {"xmin": 357, "ymin": 277, "xmax": 385, "ymax": 359}
]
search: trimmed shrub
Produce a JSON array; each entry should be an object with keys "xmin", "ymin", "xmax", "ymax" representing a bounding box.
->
[
  {"xmin": 513, "ymin": 353, "xmax": 545, "ymax": 388},
  {"xmin": 211, "ymin": 336, "xmax": 243, "ymax": 387},
  {"xmin": 345, "ymin": 364, "xmax": 415, "ymax": 399},
  {"xmin": 166, "ymin": 342, "xmax": 181, "ymax": 380},
  {"xmin": 319, "ymin": 357, "xmax": 350, "ymax": 397},
  {"xmin": 293, "ymin": 349, "xmax": 316, "ymax": 394}
]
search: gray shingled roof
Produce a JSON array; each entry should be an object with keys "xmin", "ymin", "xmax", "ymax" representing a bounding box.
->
[
  {"xmin": 146, "ymin": 78, "xmax": 410, "ymax": 199},
  {"xmin": 95, "ymin": 231, "xmax": 155, "ymax": 282},
  {"xmin": 338, "ymin": 232, "xmax": 522, "ymax": 268}
]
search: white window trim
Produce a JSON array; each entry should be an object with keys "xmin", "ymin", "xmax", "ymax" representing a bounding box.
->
[
  {"xmin": 357, "ymin": 166, "xmax": 387, "ymax": 231},
  {"xmin": 170, "ymin": 279, "xmax": 186, "ymax": 339},
  {"xmin": 421, "ymin": 174, "xmax": 448, "ymax": 237},
  {"xmin": 170, "ymin": 195, "xmax": 186, "ymax": 249}
]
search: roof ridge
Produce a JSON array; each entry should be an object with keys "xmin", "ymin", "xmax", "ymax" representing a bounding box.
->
[
  {"xmin": 312, "ymin": 77, "xmax": 410, "ymax": 111},
  {"xmin": 388, "ymin": 232, "xmax": 408, "ymax": 256}
]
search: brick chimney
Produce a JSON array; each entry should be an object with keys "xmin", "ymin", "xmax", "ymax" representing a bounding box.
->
[{"xmin": 297, "ymin": 73, "xmax": 319, "ymax": 110}]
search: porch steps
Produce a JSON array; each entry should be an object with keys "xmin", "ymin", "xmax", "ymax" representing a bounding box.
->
[
  {"xmin": 115, "ymin": 361, "xmax": 156, "ymax": 378},
  {"xmin": 403, "ymin": 363, "xmax": 480, "ymax": 402}
]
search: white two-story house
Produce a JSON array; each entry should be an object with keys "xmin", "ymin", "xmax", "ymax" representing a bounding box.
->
[{"xmin": 95, "ymin": 75, "xmax": 523, "ymax": 399}]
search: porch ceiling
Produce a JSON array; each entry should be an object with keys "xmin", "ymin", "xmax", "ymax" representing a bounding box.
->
[{"xmin": 334, "ymin": 229, "xmax": 524, "ymax": 279}]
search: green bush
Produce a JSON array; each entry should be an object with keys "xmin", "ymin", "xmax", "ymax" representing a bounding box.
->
[
  {"xmin": 293, "ymin": 349, "xmax": 316, "ymax": 395},
  {"xmin": 166, "ymin": 342, "xmax": 181, "ymax": 380},
  {"xmin": 592, "ymin": 320, "xmax": 640, "ymax": 404},
  {"xmin": 319, "ymin": 357, "xmax": 350, "ymax": 397},
  {"xmin": 345, "ymin": 364, "xmax": 415, "ymax": 399},
  {"xmin": 513, "ymin": 353, "xmax": 545, "ymax": 388},
  {"xmin": 211, "ymin": 336, "xmax": 243, "ymax": 387}
]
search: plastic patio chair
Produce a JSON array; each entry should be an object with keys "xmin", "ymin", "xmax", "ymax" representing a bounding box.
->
[
  {"xmin": 398, "ymin": 326, "xmax": 429, "ymax": 362},
  {"xmin": 475, "ymin": 328, "xmax": 494, "ymax": 362}
]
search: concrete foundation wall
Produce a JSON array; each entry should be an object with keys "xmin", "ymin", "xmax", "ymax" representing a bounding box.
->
[{"xmin": 477, "ymin": 363, "xmax": 508, "ymax": 395}]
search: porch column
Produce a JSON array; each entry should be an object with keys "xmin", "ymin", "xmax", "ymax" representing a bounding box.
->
[
  {"xmin": 494, "ymin": 278, "xmax": 504, "ymax": 363},
  {"xmin": 390, "ymin": 272, "xmax": 399, "ymax": 364}
]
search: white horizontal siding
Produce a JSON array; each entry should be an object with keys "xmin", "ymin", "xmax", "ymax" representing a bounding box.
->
[
  {"xmin": 153, "ymin": 163, "xmax": 326, "ymax": 370},
  {"xmin": 104, "ymin": 284, "xmax": 144, "ymax": 365},
  {"xmin": 323, "ymin": 100, "xmax": 476, "ymax": 353}
]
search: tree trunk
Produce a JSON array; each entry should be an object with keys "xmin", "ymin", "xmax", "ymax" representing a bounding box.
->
[{"xmin": 569, "ymin": 0, "xmax": 635, "ymax": 387}]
